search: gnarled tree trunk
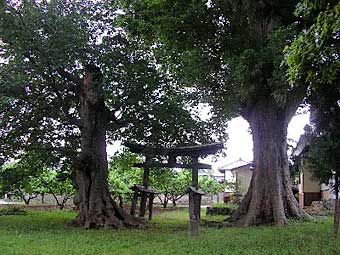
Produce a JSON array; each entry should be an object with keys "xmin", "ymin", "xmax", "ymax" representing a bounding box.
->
[
  {"xmin": 232, "ymin": 101, "xmax": 306, "ymax": 226},
  {"xmin": 69, "ymin": 65, "xmax": 140, "ymax": 228}
]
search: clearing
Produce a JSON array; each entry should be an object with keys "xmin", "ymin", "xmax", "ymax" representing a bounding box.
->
[{"xmin": 0, "ymin": 208, "xmax": 339, "ymax": 255}]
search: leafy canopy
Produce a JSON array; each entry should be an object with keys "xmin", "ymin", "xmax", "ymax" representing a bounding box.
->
[
  {"xmin": 0, "ymin": 0, "xmax": 219, "ymax": 164},
  {"xmin": 287, "ymin": 0, "xmax": 340, "ymax": 87},
  {"xmin": 119, "ymin": 0, "xmax": 303, "ymax": 120},
  {"xmin": 0, "ymin": 151, "xmax": 74, "ymax": 205}
]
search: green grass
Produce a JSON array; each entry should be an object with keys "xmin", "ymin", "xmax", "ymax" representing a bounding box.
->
[{"xmin": 0, "ymin": 208, "xmax": 339, "ymax": 255}]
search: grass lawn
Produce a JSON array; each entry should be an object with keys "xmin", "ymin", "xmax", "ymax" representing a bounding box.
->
[{"xmin": 0, "ymin": 207, "xmax": 339, "ymax": 255}]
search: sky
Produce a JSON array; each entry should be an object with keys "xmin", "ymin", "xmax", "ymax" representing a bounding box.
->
[{"xmin": 107, "ymin": 108, "xmax": 310, "ymax": 170}]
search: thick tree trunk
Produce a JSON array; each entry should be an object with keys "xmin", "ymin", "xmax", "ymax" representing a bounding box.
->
[
  {"xmin": 69, "ymin": 65, "xmax": 141, "ymax": 228},
  {"xmin": 232, "ymin": 102, "xmax": 306, "ymax": 226}
]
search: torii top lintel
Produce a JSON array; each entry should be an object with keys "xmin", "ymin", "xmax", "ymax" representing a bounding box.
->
[{"xmin": 124, "ymin": 142, "xmax": 224, "ymax": 157}]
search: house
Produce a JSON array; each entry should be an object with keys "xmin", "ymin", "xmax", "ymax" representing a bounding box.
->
[
  {"xmin": 292, "ymin": 126, "xmax": 331, "ymax": 207},
  {"xmin": 199, "ymin": 168, "xmax": 225, "ymax": 183},
  {"xmin": 218, "ymin": 158, "xmax": 253, "ymax": 201}
]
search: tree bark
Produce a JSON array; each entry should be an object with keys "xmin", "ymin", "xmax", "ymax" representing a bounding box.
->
[
  {"xmin": 22, "ymin": 196, "xmax": 30, "ymax": 205},
  {"xmin": 172, "ymin": 199, "xmax": 177, "ymax": 207},
  {"xmin": 232, "ymin": 101, "xmax": 306, "ymax": 226},
  {"xmin": 163, "ymin": 197, "xmax": 169, "ymax": 208},
  {"xmin": 333, "ymin": 178, "xmax": 340, "ymax": 236},
  {"xmin": 69, "ymin": 65, "xmax": 141, "ymax": 228}
]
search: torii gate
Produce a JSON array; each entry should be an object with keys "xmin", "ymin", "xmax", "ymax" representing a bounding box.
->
[{"xmin": 124, "ymin": 142, "xmax": 224, "ymax": 236}]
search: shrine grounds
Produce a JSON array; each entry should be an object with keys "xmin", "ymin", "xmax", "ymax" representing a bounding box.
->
[{"xmin": 0, "ymin": 208, "xmax": 339, "ymax": 255}]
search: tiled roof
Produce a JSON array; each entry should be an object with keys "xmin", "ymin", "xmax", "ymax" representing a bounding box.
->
[{"xmin": 218, "ymin": 158, "xmax": 252, "ymax": 173}]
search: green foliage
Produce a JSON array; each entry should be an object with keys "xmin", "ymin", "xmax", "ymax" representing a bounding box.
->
[
  {"xmin": 288, "ymin": 3, "xmax": 340, "ymax": 232},
  {"xmin": 0, "ymin": 151, "xmax": 74, "ymax": 206},
  {"xmin": 120, "ymin": 0, "xmax": 303, "ymax": 119},
  {"xmin": 37, "ymin": 169, "xmax": 75, "ymax": 209},
  {"xmin": 108, "ymin": 151, "xmax": 191, "ymax": 206},
  {"xmin": 287, "ymin": 1, "xmax": 340, "ymax": 86},
  {"xmin": 0, "ymin": 158, "xmax": 43, "ymax": 204},
  {"xmin": 305, "ymin": 86, "xmax": 340, "ymax": 192},
  {"xmin": 108, "ymin": 151, "xmax": 143, "ymax": 200},
  {"xmin": 151, "ymin": 169, "xmax": 191, "ymax": 207},
  {"xmin": 288, "ymin": 0, "xmax": 340, "ymax": 196},
  {"xmin": 199, "ymin": 175, "xmax": 224, "ymax": 195},
  {"xmin": 307, "ymin": 135, "xmax": 340, "ymax": 185},
  {"xmin": 0, "ymin": 0, "xmax": 221, "ymax": 165},
  {"xmin": 211, "ymin": 202, "xmax": 237, "ymax": 209}
]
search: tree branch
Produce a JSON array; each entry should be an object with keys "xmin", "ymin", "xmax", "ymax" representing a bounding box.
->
[
  {"xmin": 108, "ymin": 109, "xmax": 127, "ymax": 128},
  {"xmin": 56, "ymin": 68, "xmax": 82, "ymax": 93},
  {"xmin": 285, "ymin": 82, "xmax": 307, "ymax": 122},
  {"xmin": 28, "ymin": 146, "xmax": 76, "ymax": 155},
  {"xmin": 51, "ymin": 84, "xmax": 81, "ymax": 127}
]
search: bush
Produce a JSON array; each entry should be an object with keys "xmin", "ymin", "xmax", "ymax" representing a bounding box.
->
[
  {"xmin": 0, "ymin": 206, "xmax": 26, "ymax": 216},
  {"xmin": 212, "ymin": 203, "xmax": 237, "ymax": 209}
]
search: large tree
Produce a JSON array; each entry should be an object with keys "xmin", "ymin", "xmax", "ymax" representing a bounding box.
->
[
  {"xmin": 120, "ymin": 0, "xmax": 308, "ymax": 225},
  {"xmin": 0, "ymin": 1, "xmax": 217, "ymax": 228}
]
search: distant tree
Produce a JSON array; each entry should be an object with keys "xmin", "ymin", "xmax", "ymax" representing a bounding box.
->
[
  {"xmin": 0, "ymin": 162, "xmax": 39, "ymax": 205},
  {"xmin": 0, "ymin": 152, "xmax": 49, "ymax": 204},
  {"xmin": 37, "ymin": 169, "xmax": 75, "ymax": 210},
  {"xmin": 108, "ymin": 151, "xmax": 143, "ymax": 206},
  {"xmin": 199, "ymin": 175, "xmax": 225, "ymax": 196},
  {"xmin": 151, "ymin": 169, "xmax": 191, "ymax": 208},
  {"xmin": 108, "ymin": 151, "xmax": 190, "ymax": 208},
  {"xmin": 0, "ymin": 151, "xmax": 74, "ymax": 208}
]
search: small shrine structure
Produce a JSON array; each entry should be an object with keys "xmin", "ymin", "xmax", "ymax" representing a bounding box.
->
[{"xmin": 124, "ymin": 142, "xmax": 224, "ymax": 236}]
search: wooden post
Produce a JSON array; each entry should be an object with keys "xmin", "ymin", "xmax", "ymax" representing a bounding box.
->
[
  {"xmin": 139, "ymin": 195, "xmax": 147, "ymax": 217},
  {"xmin": 192, "ymin": 156, "xmax": 199, "ymax": 189},
  {"xmin": 189, "ymin": 191, "xmax": 198, "ymax": 236},
  {"xmin": 140, "ymin": 156, "xmax": 150, "ymax": 217},
  {"xmin": 130, "ymin": 189, "xmax": 138, "ymax": 216},
  {"xmin": 148, "ymin": 193, "xmax": 154, "ymax": 220},
  {"xmin": 189, "ymin": 155, "xmax": 200, "ymax": 236}
]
